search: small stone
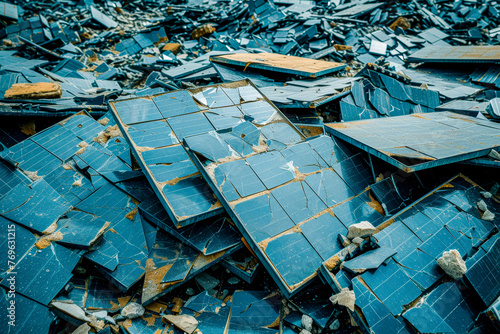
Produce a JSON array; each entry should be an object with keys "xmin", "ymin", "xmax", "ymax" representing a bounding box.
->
[
  {"xmin": 163, "ymin": 314, "xmax": 199, "ymax": 334},
  {"xmin": 186, "ymin": 287, "xmax": 196, "ymax": 295},
  {"xmin": 481, "ymin": 191, "xmax": 492, "ymax": 199},
  {"xmin": 227, "ymin": 277, "xmax": 240, "ymax": 285},
  {"xmin": 329, "ymin": 319, "xmax": 341, "ymax": 331},
  {"xmin": 437, "ymin": 249, "xmax": 467, "ymax": 280},
  {"xmin": 5, "ymin": 82, "xmax": 63, "ymax": 99},
  {"xmin": 482, "ymin": 209, "xmax": 495, "ymax": 222},
  {"xmin": 330, "ymin": 288, "xmax": 355, "ymax": 312},
  {"xmin": 477, "ymin": 200, "xmax": 488, "ymax": 212},
  {"xmin": 301, "ymin": 314, "xmax": 313, "ymax": 332},
  {"xmin": 347, "ymin": 221, "xmax": 375, "ymax": 239},
  {"xmin": 121, "ymin": 302, "xmax": 145, "ymax": 319},
  {"xmin": 351, "ymin": 237, "xmax": 364, "ymax": 244}
]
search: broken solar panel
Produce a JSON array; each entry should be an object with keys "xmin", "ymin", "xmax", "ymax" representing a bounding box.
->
[
  {"xmin": 326, "ymin": 112, "xmax": 500, "ymax": 172},
  {"xmin": 183, "ymin": 96, "xmax": 385, "ymax": 297},
  {"xmin": 408, "ymin": 45, "xmax": 500, "ymax": 64},
  {"xmin": 110, "ymin": 79, "xmax": 278, "ymax": 227},
  {"xmin": 0, "ymin": 225, "xmax": 81, "ymax": 306},
  {"xmin": 141, "ymin": 222, "xmax": 240, "ymax": 305},
  {"xmin": 319, "ymin": 174, "xmax": 496, "ymax": 334},
  {"xmin": 139, "ymin": 194, "xmax": 241, "ymax": 255}
]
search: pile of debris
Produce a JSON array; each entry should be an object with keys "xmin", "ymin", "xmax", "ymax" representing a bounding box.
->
[{"xmin": 1, "ymin": 1, "xmax": 500, "ymax": 334}]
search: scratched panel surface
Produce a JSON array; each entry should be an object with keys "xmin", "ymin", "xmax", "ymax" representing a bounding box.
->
[
  {"xmin": 326, "ymin": 112, "xmax": 500, "ymax": 172},
  {"xmin": 183, "ymin": 94, "xmax": 386, "ymax": 297}
]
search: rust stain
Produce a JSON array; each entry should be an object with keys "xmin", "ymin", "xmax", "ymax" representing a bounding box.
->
[
  {"xmin": 36, "ymin": 231, "xmax": 63, "ymax": 249},
  {"xmin": 324, "ymin": 255, "xmax": 340, "ymax": 271}
]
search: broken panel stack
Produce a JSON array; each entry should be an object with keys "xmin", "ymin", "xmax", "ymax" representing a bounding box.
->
[{"xmin": 1, "ymin": 1, "xmax": 500, "ymax": 334}]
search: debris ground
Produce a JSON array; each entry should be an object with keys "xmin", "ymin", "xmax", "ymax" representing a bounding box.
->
[{"xmin": 1, "ymin": 1, "xmax": 500, "ymax": 334}]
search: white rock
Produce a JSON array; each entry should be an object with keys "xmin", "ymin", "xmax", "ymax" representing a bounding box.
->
[
  {"xmin": 481, "ymin": 191, "xmax": 492, "ymax": 199},
  {"xmin": 299, "ymin": 330, "xmax": 312, "ymax": 334},
  {"xmin": 437, "ymin": 249, "xmax": 467, "ymax": 280},
  {"xmin": 121, "ymin": 302, "xmax": 145, "ymax": 319},
  {"xmin": 163, "ymin": 314, "xmax": 199, "ymax": 334},
  {"xmin": 482, "ymin": 209, "xmax": 495, "ymax": 222},
  {"xmin": 301, "ymin": 314, "xmax": 313, "ymax": 332},
  {"xmin": 347, "ymin": 221, "xmax": 375, "ymax": 239},
  {"xmin": 351, "ymin": 237, "xmax": 364, "ymax": 244},
  {"xmin": 330, "ymin": 288, "xmax": 356, "ymax": 312},
  {"xmin": 477, "ymin": 200, "xmax": 488, "ymax": 212}
]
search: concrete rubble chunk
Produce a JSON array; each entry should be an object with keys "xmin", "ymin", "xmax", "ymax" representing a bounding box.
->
[
  {"xmin": 163, "ymin": 314, "xmax": 199, "ymax": 334},
  {"xmin": 481, "ymin": 191, "xmax": 492, "ymax": 199},
  {"xmin": 351, "ymin": 237, "xmax": 364, "ymax": 244},
  {"xmin": 4, "ymin": 82, "xmax": 63, "ymax": 99},
  {"xmin": 301, "ymin": 314, "xmax": 313, "ymax": 332},
  {"xmin": 120, "ymin": 302, "xmax": 145, "ymax": 319},
  {"xmin": 437, "ymin": 249, "xmax": 467, "ymax": 280},
  {"xmin": 482, "ymin": 209, "xmax": 495, "ymax": 222},
  {"xmin": 347, "ymin": 221, "xmax": 376, "ymax": 239},
  {"xmin": 329, "ymin": 288, "xmax": 356, "ymax": 312},
  {"xmin": 477, "ymin": 200, "xmax": 488, "ymax": 212}
]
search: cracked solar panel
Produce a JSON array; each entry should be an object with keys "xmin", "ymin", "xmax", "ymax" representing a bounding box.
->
[
  {"xmin": 0, "ymin": 230, "xmax": 81, "ymax": 305},
  {"xmin": 110, "ymin": 82, "xmax": 269, "ymax": 227},
  {"xmin": 141, "ymin": 223, "xmax": 240, "ymax": 305},
  {"xmin": 326, "ymin": 112, "xmax": 500, "ymax": 172},
  {"xmin": 183, "ymin": 95, "xmax": 389, "ymax": 297},
  {"xmin": 319, "ymin": 174, "xmax": 496, "ymax": 334}
]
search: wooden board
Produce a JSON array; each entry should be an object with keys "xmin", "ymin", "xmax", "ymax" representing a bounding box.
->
[{"xmin": 210, "ymin": 52, "xmax": 346, "ymax": 78}]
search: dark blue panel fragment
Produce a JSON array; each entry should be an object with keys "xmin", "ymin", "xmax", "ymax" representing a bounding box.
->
[
  {"xmin": 265, "ymin": 232, "xmax": 323, "ymax": 288},
  {"xmin": 153, "ymin": 90, "xmax": 204, "ymax": 118},
  {"xmin": 300, "ymin": 213, "xmax": 347, "ymax": 260},
  {"xmin": 167, "ymin": 112, "xmax": 215, "ymax": 141},
  {"xmin": 305, "ymin": 169, "xmax": 356, "ymax": 207},
  {"xmin": 246, "ymin": 151, "xmax": 295, "ymax": 189},
  {"xmin": 162, "ymin": 175, "xmax": 220, "ymax": 222},
  {"xmin": 0, "ymin": 179, "xmax": 71, "ymax": 234},
  {"xmin": 271, "ymin": 181, "xmax": 327, "ymax": 224},
  {"xmin": 113, "ymin": 98, "xmax": 164, "ymax": 125},
  {"xmin": 344, "ymin": 245, "xmax": 397, "ymax": 273},
  {"xmin": 1, "ymin": 242, "xmax": 80, "ymax": 305},
  {"xmin": 234, "ymin": 193, "xmax": 295, "ymax": 243},
  {"xmin": 127, "ymin": 120, "xmax": 178, "ymax": 148}
]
